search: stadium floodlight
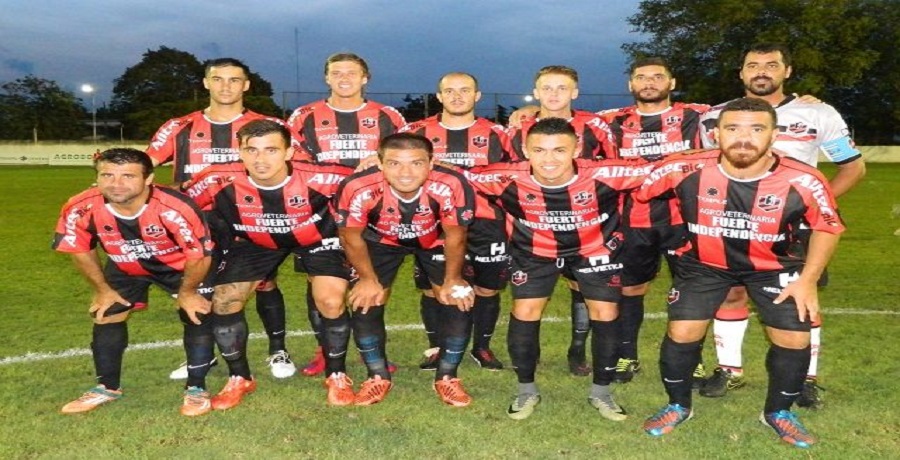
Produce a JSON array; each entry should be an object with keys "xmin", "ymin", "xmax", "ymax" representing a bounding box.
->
[
  {"xmin": 524, "ymin": 95, "xmax": 534, "ymax": 102},
  {"xmin": 81, "ymin": 84, "xmax": 97, "ymax": 142}
]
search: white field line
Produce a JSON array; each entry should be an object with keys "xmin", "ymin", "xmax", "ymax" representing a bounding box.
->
[{"xmin": 1, "ymin": 309, "xmax": 895, "ymax": 366}]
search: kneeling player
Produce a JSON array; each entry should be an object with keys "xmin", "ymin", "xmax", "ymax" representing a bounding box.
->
[
  {"xmin": 336, "ymin": 133, "xmax": 476, "ymax": 406},
  {"xmin": 53, "ymin": 148, "xmax": 216, "ymax": 416}
]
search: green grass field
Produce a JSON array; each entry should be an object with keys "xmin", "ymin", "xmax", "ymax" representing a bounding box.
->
[{"xmin": 0, "ymin": 164, "xmax": 898, "ymax": 459}]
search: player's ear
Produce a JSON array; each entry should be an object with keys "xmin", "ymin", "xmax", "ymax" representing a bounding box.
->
[
  {"xmin": 571, "ymin": 87, "xmax": 579, "ymax": 100},
  {"xmin": 669, "ymin": 78, "xmax": 677, "ymax": 91},
  {"xmin": 145, "ymin": 172, "xmax": 155, "ymax": 186},
  {"xmin": 285, "ymin": 145, "xmax": 294, "ymax": 161},
  {"xmin": 202, "ymin": 77, "xmax": 210, "ymax": 90},
  {"xmin": 785, "ymin": 66, "xmax": 792, "ymax": 80},
  {"xmin": 474, "ymin": 90, "xmax": 482, "ymax": 103}
]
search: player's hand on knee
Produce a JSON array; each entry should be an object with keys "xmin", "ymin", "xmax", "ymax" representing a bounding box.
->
[
  {"xmin": 349, "ymin": 278, "xmax": 385, "ymax": 313},
  {"xmin": 89, "ymin": 288, "xmax": 130, "ymax": 322},
  {"xmin": 774, "ymin": 278, "xmax": 818, "ymax": 323},
  {"xmin": 178, "ymin": 292, "xmax": 212, "ymax": 325},
  {"xmin": 437, "ymin": 280, "xmax": 474, "ymax": 312}
]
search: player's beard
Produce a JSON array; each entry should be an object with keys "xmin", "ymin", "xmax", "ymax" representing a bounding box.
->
[
  {"xmin": 723, "ymin": 142, "xmax": 768, "ymax": 169},
  {"xmin": 632, "ymin": 87, "xmax": 670, "ymax": 104},
  {"xmin": 745, "ymin": 77, "xmax": 780, "ymax": 97}
]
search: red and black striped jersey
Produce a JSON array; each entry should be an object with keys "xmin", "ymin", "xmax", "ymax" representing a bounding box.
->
[
  {"xmin": 599, "ymin": 102, "xmax": 710, "ymax": 229},
  {"xmin": 399, "ymin": 115, "xmax": 513, "ymax": 166},
  {"xmin": 146, "ymin": 109, "xmax": 284, "ymax": 184},
  {"xmin": 508, "ymin": 110, "xmax": 619, "ymax": 161},
  {"xmin": 464, "ymin": 159, "xmax": 652, "ymax": 259},
  {"xmin": 287, "ymin": 99, "xmax": 406, "ymax": 167},
  {"xmin": 335, "ymin": 165, "xmax": 475, "ymax": 249},
  {"xmin": 52, "ymin": 185, "xmax": 212, "ymax": 276},
  {"xmin": 183, "ymin": 161, "xmax": 354, "ymax": 249},
  {"xmin": 634, "ymin": 150, "xmax": 845, "ymax": 271},
  {"xmin": 400, "ymin": 115, "xmax": 513, "ymax": 221}
]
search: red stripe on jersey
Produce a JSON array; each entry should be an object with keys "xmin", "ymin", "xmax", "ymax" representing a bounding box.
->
[
  {"xmin": 509, "ymin": 110, "xmax": 618, "ymax": 161},
  {"xmin": 693, "ymin": 171, "xmax": 730, "ymax": 269}
]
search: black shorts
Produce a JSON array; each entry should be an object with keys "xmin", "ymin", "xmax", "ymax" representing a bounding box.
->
[
  {"xmin": 465, "ymin": 218, "xmax": 510, "ymax": 290},
  {"xmin": 412, "ymin": 218, "xmax": 510, "ymax": 291},
  {"xmin": 215, "ymin": 240, "xmax": 292, "ymax": 286},
  {"xmin": 292, "ymin": 237, "xmax": 354, "ymax": 280},
  {"xmin": 507, "ymin": 251, "xmax": 622, "ymax": 303},
  {"xmin": 666, "ymin": 256, "xmax": 811, "ymax": 332},
  {"xmin": 620, "ymin": 225, "xmax": 684, "ymax": 286},
  {"xmin": 103, "ymin": 262, "xmax": 214, "ymax": 313},
  {"xmin": 366, "ymin": 241, "xmax": 445, "ymax": 288}
]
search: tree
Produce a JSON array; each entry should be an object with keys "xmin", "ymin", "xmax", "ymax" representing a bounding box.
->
[
  {"xmin": 396, "ymin": 93, "xmax": 442, "ymax": 122},
  {"xmin": 623, "ymin": 0, "xmax": 898, "ymax": 143},
  {"xmin": 0, "ymin": 76, "xmax": 86, "ymax": 140},
  {"xmin": 111, "ymin": 46, "xmax": 281, "ymax": 139}
]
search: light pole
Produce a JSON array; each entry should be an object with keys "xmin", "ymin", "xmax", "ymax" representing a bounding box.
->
[{"xmin": 81, "ymin": 84, "xmax": 96, "ymax": 142}]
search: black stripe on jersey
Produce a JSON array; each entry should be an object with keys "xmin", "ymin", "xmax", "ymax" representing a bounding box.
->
[
  {"xmin": 300, "ymin": 117, "xmax": 322, "ymax": 156},
  {"xmin": 378, "ymin": 111, "xmax": 398, "ymax": 138},
  {"xmin": 579, "ymin": 129, "xmax": 600, "ymax": 159},
  {"xmin": 337, "ymin": 112, "xmax": 361, "ymax": 138},
  {"xmin": 211, "ymin": 123, "xmax": 235, "ymax": 151},
  {"xmin": 545, "ymin": 188, "xmax": 579, "ymax": 258},
  {"xmin": 595, "ymin": 180, "xmax": 624, "ymax": 255},
  {"xmin": 780, "ymin": 186, "xmax": 808, "ymax": 258},
  {"xmin": 447, "ymin": 129, "xmax": 470, "ymax": 157},
  {"xmin": 117, "ymin": 217, "xmax": 173, "ymax": 275},
  {"xmin": 502, "ymin": 183, "xmax": 532, "ymax": 254},
  {"xmin": 174, "ymin": 123, "xmax": 194, "ymax": 184},
  {"xmin": 260, "ymin": 188, "xmax": 299, "ymax": 249},
  {"xmin": 678, "ymin": 173, "xmax": 702, "ymax": 260},
  {"xmin": 214, "ymin": 185, "xmax": 241, "ymax": 240},
  {"xmin": 722, "ymin": 180, "xmax": 759, "ymax": 271}
]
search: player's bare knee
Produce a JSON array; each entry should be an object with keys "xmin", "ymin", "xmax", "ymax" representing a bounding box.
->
[
  {"xmin": 767, "ymin": 327, "xmax": 811, "ymax": 349},
  {"xmin": 667, "ymin": 320, "xmax": 708, "ymax": 343},
  {"xmin": 314, "ymin": 295, "xmax": 345, "ymax": 319}
]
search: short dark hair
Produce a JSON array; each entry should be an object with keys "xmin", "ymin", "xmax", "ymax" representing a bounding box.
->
[
  {"xmin": 717, "ymin": 97, "xmax": 778, "ymax": 127},
  {"xmin": 204, "ymin": 58, "xmax": 250, "ymax": 78},
  {"xmin": 378, "ymin": 132, "xmax": 433, "ymax": 160},
  {"xmin": 95, "ymin": 148, "xmax": 154, "ymax": 178},
  {"xmin": 236, "ymin": 119, "xmax": 291, "ymax": 146},
  {"xmin": 534, "ymin": 65, "xmax": 579, "ymax": 85},
  {"xmin": 437, "ymin": 72, "xmax": 480, "ymax": 92},
  {"xmin": 742, "ymin": 43, "xmax": 792, "ymax": 68},
  {"xmin": 526, "ymin": 117, "xmax": 577, "ymax": 139},
  {"xmin": 324, "ymin": 52, "xmax": 370, "ymax": 78},
  {"xmin": 630, "ymin": 57, "xmax": 672, "ymax": 77}
]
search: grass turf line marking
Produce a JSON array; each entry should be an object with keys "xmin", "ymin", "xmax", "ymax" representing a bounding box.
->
[{"xmin": 1, "ymin": 309, "xmax": 895, "ymax": 366}]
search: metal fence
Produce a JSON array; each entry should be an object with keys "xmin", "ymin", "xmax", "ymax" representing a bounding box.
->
[{"xmin": 281, "ymin": 91, "xmax": 634, "ymax": 124}]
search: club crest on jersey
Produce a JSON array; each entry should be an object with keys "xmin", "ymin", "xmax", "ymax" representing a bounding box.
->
[
  {"xmin": 788, "ymin": 122, "xmax": 808, "ymax": 134},
  {"xmin": 386, "ymin": 206, "xmax": 395, "ymax": 214},
  {"xmin": 606, "ymin": 231, "xmax": 623, "ymax": 251},
  {"xmin": 287, "ymin": 195, "xmax": 308, "ymax": 208},
  {"xmin": 472, "ymin": 136, "xmax": 488, "ymax": 148},
  {"xmin": 667, "ymin": 288, "xmax": 680, "ymax": 304},
  {"xmin": 511, "ymin": 270, "xmax": 528, "ymax": 286},
  {"xmin": 243, "ymin": 195, "xmax": 254, "ymax": 204},
  {"xmin": 665, "ymin": 115, "xmax": 682, "ymax": 124},
  {"xmin": 415, "ymin": 204, "xmax": 432, "ymax": 216},
  {"xmin": 608, "ymin": 275, "xmax": 622, "ymax": 287},
  {"xmin": 361, "ymin": 117, "xmax": 377, "ymax": 129},
  {"xmin": 525, "ymin": 193, "xmax": 537, "ymax": 202},
  {"xmin": 573, "ymin": 191, "xmax": 594, "ymax": 206},
  {"xmin": 756, "ymin": 194, "xmax": 783, "ymax": 212},
  {"xmin": 706, "ymin": 187, "xmax": 719, "ymax": 197},
  {"xmin": 141, "ymin": 224, "xmax": 163, "ymax": 238}
]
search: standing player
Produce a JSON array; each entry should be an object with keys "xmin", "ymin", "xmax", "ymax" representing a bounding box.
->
[
  {"xmin": 640, "ymin": 98, "xmax": 843, "ymax": 448},
  {"xmin": 54, "ymin": 149, "xmax": 216, "ymax": 417},
  {"xmin": 184, "ymin": 120, "xmax": 357, "ymax": 408},
  {"xmin": 597, "ymin": 57, "xmax": 710, "ymax": 384},
  {"xmin": 147, "ymin": 57, "xmax": 296, "ymax": 380},
  {"xmin": 287, "ymin": 52, "xmax": 406, "ymax": 376},
  {"xmin": 335, "ymin": 133, "xmax": 476, "ymax": 406},
  {"xmin": 463, "ymin": 118, "xmax": 651, "ymax": 421},
  {"xmin": 698, "ymin": 44, "xmax": 865, "ymax": 406},
  {"xmin": 399, "ymin": 72, "xmax": 513, "ymax": 371},
  {"xmin": 507, "ymin": 65, "xmax": 619, "ymax": 377}
]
